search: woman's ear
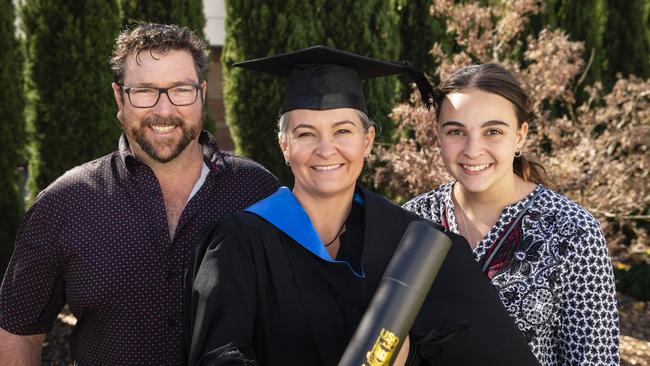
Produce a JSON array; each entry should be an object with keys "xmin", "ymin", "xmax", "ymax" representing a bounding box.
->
[
  {"xmin": 278, "ymin": 133, "xmax": 290, "ymax": 164},
  {"xmin": 364, "ymin": 126, "xmax": 376, "ymax": 156}
]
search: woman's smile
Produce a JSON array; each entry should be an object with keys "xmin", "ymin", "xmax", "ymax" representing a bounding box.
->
[{"xmin": 312, "ymin": 163, "xmax": 344, "ymax": 171}]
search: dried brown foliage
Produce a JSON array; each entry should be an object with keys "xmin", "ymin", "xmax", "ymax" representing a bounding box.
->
[
  {"xmin": 373, "ymin": 0, "xmax": 649, "ymax": 259},
  {"xmin": 542, "ymin": 77, "xmax": 650, "ymax": 257}
]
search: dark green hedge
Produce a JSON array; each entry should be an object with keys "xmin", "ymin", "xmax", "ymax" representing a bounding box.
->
[
  {"xmin": 0, "ymin": 0, "xmax": 25, "ymax": 274},
  {"xmin": 22, "ymin": 0, "xmax": 122, "ymax": 198},
  {"xmin": 395, "ymin": 0, "xmax": 455, "ymax": 89},
  {"xmin": 615, "ymin": 261, "xmax": 650, "ymax": 301},
  {"xmin": 533, "ymin": 0, "xmax": 649, "ymax": 90},
  {"xmin": 121, "ymin": 0, "xmax": 205, "ymax": 38}
]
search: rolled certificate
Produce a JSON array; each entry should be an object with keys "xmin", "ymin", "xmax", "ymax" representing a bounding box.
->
[{"xmin": 338, "ymin": 221, "xmax": 452, "ymax": 366}]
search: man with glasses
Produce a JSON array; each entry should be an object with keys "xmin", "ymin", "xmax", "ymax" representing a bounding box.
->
[{"xmin": 0, "ymin": 23, "xmax": 279, "ymax": 365}]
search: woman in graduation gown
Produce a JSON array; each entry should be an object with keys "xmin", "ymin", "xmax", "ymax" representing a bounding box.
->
[{"xmin": 184, "ymin": 47, "xmax": 538, "ymax": 366}]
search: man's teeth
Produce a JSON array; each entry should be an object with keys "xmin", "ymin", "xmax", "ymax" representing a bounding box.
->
[
  {"xmin": 313, "ymin": 164, "xmax": 343, "ymax": 171},
  {"xmin": 462, "ymin": 164, "xmax": 490, "ymax": 172},
  {"xmin": 151, "ymin": 125, "xmax": 176, "ymax": 133}
]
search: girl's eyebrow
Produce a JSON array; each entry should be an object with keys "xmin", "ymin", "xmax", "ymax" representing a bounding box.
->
[
  {"xmin": 440, "ymin": 120, "xmax": 509, "ymax": 128},
  {"xmin": 482, "ymin": 120, "xmax": 509, "ymax": 127},
  {"xmin": 440, "ymin": 120, "xmax": 463, "ymax": 128}
]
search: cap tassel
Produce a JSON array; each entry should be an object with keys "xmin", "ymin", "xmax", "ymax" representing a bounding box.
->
[{"xmin": 401, "ymin": 61, "xmax": 435, "ymax": 110}]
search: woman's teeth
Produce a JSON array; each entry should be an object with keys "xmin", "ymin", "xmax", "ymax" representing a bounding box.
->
[{"xmin": 313, "ymin": 164, "xmax": 343, "ymax": 171}]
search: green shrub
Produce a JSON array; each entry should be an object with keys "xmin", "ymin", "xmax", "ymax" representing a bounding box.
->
[
  {"xmin": 0, "ymin": 0, "xmax": 25, "ymax": 274},
  {"xmin": 22, "ymin": 0, "xmax": 122, "ymax": 197},
  {"xmin": 615, "ymin": 261, "xmax": 650, "ymax": 301}
]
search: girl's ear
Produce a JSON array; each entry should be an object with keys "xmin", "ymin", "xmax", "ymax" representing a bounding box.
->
[{"xmin": 516, "ymin": 122, "xmax": 529, "ymax": 150}]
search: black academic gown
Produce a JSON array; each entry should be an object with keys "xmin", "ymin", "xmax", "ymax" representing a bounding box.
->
[{"xmin": 183, "ymin": 187, "xmax": 538, "ymax": 366}]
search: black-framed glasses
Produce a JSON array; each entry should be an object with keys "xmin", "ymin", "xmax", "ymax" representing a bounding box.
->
[{"xmin": 121, "ymin": 84, "xmax": 201, "ymax": 108}]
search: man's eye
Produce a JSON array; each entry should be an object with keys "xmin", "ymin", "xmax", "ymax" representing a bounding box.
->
[
  {"xmin": 172, "ymin": 86, "xmax": 194, "ymax": 93},
  {"xmin": 132, "ymin": 88, "xmax": 155, "ymax": 94},
  {"xmin": 447, "ymin": 129, "xmax": 463, "ymax": 136},
  {"xmin": 486, "ymin": 129, "xmax": 503, "ymax": 136}
]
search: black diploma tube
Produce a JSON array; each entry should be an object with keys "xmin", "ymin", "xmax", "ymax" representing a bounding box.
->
[{"xmin": 338, "ymin": 222, "xmax": 452, "ymax": 366}]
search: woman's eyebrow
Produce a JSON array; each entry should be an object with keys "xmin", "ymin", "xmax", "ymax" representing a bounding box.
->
[
  {"xmin": 291, "ymin": 123, "xmax": 315, "ymax": 132},
  {"xmin": 332, "ymin": 120, "xmax": 356, "ymax": 127}
]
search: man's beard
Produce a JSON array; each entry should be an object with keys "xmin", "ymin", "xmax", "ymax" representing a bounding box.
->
[{"xmin": 130, "ymin": 115, "xmax": 201, "ymax": 163}]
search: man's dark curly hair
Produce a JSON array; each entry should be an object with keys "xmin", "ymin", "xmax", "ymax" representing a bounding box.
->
[{"xmin": 110, "ymin": 23, "xmax": 209, "ymax": 84}]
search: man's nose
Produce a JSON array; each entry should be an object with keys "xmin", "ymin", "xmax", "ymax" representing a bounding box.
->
[{"xmin": 152, "ymin": 91, "xmax": 175, "ymax": 115}]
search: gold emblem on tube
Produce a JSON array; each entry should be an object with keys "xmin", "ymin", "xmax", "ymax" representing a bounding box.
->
[{"xmin": 363, "ymin": 328, "xmax": 400, "ymax": 366}]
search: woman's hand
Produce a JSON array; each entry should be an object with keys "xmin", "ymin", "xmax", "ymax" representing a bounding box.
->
[{"xmin": 393, "ymin": 335, "xmax": 410, "ymax": 366}]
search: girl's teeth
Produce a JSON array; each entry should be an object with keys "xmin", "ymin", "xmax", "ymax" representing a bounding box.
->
[
  {"xmin": 151, "ymin": 125, "xmax": 176, "ymax": 134},
  {"xmin": 463, "ymin": 164, "xmax": 489, "ymax": 172}
]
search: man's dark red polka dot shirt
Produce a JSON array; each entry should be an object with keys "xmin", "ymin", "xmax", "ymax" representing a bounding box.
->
[{"xmin": 0, "ymin": 131, "xmax": 280, "ymax": 365}]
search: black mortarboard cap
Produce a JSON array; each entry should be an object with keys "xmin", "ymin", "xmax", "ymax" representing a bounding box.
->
[{"xmin": 233, "ymin": 45, "xmax": 434, "ymax": 114}]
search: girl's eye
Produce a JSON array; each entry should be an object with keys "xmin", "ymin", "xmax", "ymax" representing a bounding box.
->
[
  {"xmin": 485, "ymin": 129, "xmax": 503, "ymax": 136},
  {"xmin": 446, "ymin": 129, "xmax": 464, "ymax": 136}
]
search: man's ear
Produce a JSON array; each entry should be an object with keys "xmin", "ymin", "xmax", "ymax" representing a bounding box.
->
[
  {"xmin": 201, "ymin": 80, "xmax": 207, "ymax": 102},
  {"xmin": 112, "ymin": 82, "xmax": 124, "ymax": 109}
]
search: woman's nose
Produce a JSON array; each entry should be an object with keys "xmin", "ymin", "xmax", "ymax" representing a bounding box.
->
[{"xmin": 315, "ymin": 137, "xmax": 337, "ymax": 158}]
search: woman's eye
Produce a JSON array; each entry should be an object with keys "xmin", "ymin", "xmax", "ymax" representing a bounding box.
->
[
  {"xmin": 335, "ymin": 129, "xmax": 351, "ymax": 135},
  {"xmin": 446, "ymin": 129, "xmax": 463, "ymax": 136},
  {"xmin": 297, "ymin": 131, "xmax": 315, "ymax": 138},
  {"xmin": 485, "ymin": 129, "xmax": 503, "ymax": 136}
]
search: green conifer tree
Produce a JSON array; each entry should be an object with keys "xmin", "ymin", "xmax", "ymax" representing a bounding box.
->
[
  {"xmin": 396, "ymin": 0, "xmax": 454, "ymax": 84},
  {"xmin": 602, "ymin": 0, "xmax": 649, "ymax": 83},
  {"xmin": 22, "ymin": 0, "xmax": 121, "ymax": 197},
  {"xmin": 535, "ymin": 0, "xmax": 649, "ymax": 89},
  {"xmin": 547, "ymin": 0, "xmax": 608, "ymax": 87},
  {"xmin": 120, "ymin": 0, "xmax": 205, "ymax": 38},
  {"xmin": 223, "ymin": 0, "xmax": 400, "ymax": 183},
  {"xmin": 0, "ymin": 0, "xmax": 25, "ymax": 273}
]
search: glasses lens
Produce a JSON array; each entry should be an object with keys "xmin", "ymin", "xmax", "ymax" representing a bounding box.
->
[
  {"xmin": 168, "ymin": 85, "xmax": 198, "ymax": 106},
  {"xmin": 128, "ymin": 87, "xmax": 159, "ymax": 108}
]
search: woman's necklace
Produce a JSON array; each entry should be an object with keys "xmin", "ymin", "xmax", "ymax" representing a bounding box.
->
[{"xmin": 324, "ymin": 221, "xmax": 346, "ymax": 247}]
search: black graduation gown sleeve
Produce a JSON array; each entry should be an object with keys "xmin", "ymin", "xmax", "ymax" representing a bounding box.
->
[{"xmin": 184, "ymin": 215, "xmax": 259, "ymax": 365}]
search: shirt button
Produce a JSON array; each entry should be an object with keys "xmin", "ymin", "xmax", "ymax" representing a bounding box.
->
[{"xmin": 168, "ymin": 318, "xmax": 177, "ymax": 327}]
